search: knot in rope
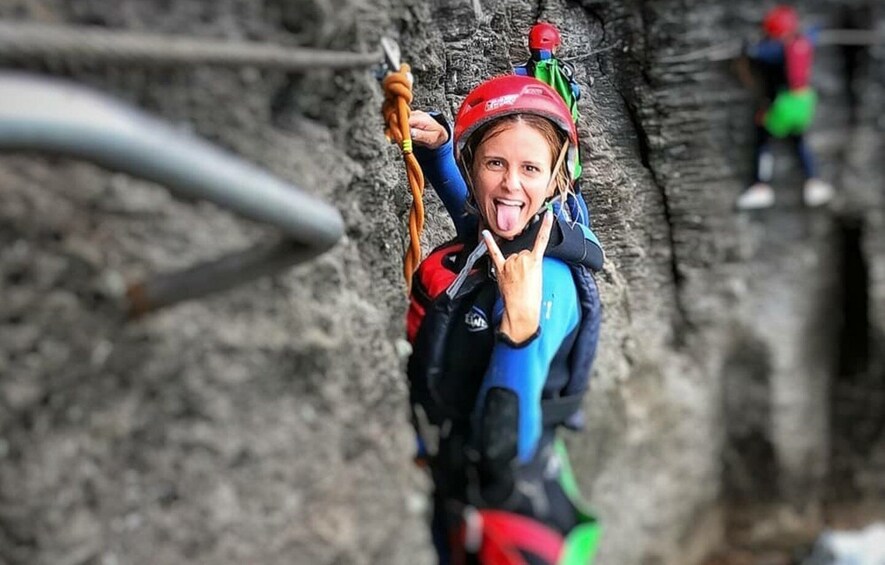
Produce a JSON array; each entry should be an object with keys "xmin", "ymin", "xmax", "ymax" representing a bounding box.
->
[{"xmin": 382, "ymin": 64, "xmax": 425, "ymax": 289}]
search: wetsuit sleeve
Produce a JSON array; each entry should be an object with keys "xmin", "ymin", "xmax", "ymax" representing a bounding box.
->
[
  {"xmin": 413, "ymin": 113, "xmax": 475, "ymax": 237},
  {"xmin": 561, "ymin": 60, "xmax": 581, "ymax": 101},
  {"xmin": 475, "ymin": 258, "xmax": 581, "ymax": 465},
  {"xmin": 546, "ymin": 200, "xmax": 604, "ymax": 272},
  {"xmin": 579, "ymin": 223, "xmax": 605, "ymax": 271}
]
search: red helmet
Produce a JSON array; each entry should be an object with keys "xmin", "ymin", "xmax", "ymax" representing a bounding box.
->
[
  {"xmin": 528, "ymin": 22, "xmax": 561, "ymax": 51},
  {"xmin": 453, "ymin": 75, "xmax": 579, "ymax": 180},
  {"xmin": 763, "ymin": 5, "xmax": 799, "ymax": 39}
]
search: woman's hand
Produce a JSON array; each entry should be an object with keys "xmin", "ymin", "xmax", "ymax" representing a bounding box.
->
[
  {"xmin": 482, "ymin": 211, "xmax": 554, "ymax": 343},
  {"xmin": 409, "ymin": 110, "xmax": 449, "ymax": 150}
]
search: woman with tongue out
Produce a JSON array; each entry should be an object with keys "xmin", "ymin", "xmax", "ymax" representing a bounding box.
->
[{"xmin": 406, "ymin": 74, "xmax": 604, "ymax": 564}]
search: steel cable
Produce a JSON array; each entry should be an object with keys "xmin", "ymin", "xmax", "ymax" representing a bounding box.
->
[{"xmin": 0, "ymin": 21, "xmax": 381, "ymax": 70}]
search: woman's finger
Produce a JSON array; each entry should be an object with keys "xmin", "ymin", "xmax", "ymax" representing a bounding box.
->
[
  {"xmin": 410, "ymin": 124, "xmax": 436, "ymax": 148},
  {"xmin": 531, "ymin": 210, "xmax": 555, "ymax": 259},
  {"xmin": 482, "ymin": 230, "xmax": 506, "ymax": 272}
]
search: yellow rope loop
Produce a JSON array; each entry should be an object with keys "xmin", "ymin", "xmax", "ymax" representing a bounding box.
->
[{"xmin": 381, "ymin": 63, "xmax": 425, "ymax": 289}]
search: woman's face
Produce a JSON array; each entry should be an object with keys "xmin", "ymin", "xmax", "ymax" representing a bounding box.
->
[{"xmin": 472, "ymin": 120, "xmax": 555, "ymax": 240}]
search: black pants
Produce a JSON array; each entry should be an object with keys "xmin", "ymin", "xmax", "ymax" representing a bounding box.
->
[
  {"xmin": 429, "ymin": 437, "xmax": 577, "ymax": 564},
  {"xmin": 754, "ymin": 124, "xmax": 816, "ymax": 184}
]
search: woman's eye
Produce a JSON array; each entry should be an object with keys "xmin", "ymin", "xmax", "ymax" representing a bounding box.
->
[
  {"xmin": 524, "ymin": 164, "xmax": 540, "ymax": 173},
  {"xmin": 486, "ymin": 159, "xmax": 504, "ymax": 169}
]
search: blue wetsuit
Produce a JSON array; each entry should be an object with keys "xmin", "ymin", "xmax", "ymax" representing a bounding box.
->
[{"xmin": 409, "ymin": 117, "xmax": 603, "ymax": 561}]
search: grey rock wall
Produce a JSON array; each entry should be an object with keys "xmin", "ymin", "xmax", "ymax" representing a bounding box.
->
[{"xmin": 0, "ymin": 1, "xmax": 883, "ymax": 564}]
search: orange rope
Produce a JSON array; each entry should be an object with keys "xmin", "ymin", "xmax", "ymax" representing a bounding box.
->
[{"xmin": 382, "ymin": 64, "xmax": 425, "ymax": 289}]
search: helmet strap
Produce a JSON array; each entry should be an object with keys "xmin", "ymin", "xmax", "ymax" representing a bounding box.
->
[
  {"xmin": 534, "ymin": 140, "xmax": 571, "ymax": 227},
  {"xmin": 546, "ymin": 139, "xmax": 570, "ymax": 199}
]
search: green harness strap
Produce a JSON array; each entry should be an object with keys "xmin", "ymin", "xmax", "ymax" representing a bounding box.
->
[
  {"xmin": 530, "ymin": 58, "xmax": 583, "ymax": 181},
  {"xmin": 559, "ymin": 525, "xmax": 603, "ymax": 565},
  {"xmin": 554, "ymin": 438, "xmax": 602, "ymax": 564}
]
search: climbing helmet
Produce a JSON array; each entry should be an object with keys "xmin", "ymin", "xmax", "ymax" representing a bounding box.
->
[
  {"xmin": 453, "ymin": 75, "xmax": 579, "ymax": 181},
  {"xmin": 763, "ymin": 5, "xmax": 799, "ymax": 39},
  {"xmin": 528, "ymin": 22, "xmax": 562, "ymax": 52}
]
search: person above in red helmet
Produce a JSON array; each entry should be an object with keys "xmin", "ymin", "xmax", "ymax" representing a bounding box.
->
[
  {"xmin": 515, "ymin": 21, "xmax": 589, "ymax": 221},
  {"xmin": 404, "ymin": 75, "xmax": 603, "ymax": 564},
  {"xmin": 529, "ymin": 22, "xmax": 562, "ymax": 53},
  {"xmin": 763, "ymin": 4, "xmax": 799, "ymax": 40},
  {"xmin": 736, "ymin": 4, "xmax": 834, "ymax": 210}
]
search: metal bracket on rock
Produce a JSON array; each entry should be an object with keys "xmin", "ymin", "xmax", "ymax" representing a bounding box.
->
[
  {"xmin": 376, "ymin": 37, "xmax": 402, "ymax": 79},
  {"xmin": 0, "ymin": 71, "xmax": 345, "ymax": 317}
]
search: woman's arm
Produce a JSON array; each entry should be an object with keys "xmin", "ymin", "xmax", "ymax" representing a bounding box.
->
[
  {"xmin": 471, "ymin": 214, "xmax": 582, "ymax": 507},
  {"xmin": 410, "ymin": 111, "xmax": 475, "ymax": 237},
  {"xmin": 475, "ymin": 257, "xmax": 581, "ymax": 465}
]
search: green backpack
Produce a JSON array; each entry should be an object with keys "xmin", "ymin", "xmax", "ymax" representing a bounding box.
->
[{"xmin": 527, "ymin": 57, "xmax": 583, "ymax": 181}]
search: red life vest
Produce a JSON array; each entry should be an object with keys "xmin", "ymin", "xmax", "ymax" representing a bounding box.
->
[
  {"xmin": 785, "ymin": 36, "xmax": 813, "ymax": 90},
  {"xmin": 406, "ymin": 241, "xmax": 463, "ymax": 344},
  {"xmin": 453, "ymin": 509, "xmax": 565, "ymax": 565}
]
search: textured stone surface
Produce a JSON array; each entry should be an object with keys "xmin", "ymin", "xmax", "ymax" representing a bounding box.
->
[{"xmin": 0, "ymin": 1, "xmax": 883, "ymax": 564}]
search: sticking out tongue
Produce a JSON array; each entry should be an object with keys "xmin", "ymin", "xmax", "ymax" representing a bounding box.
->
[{"xmin": 496, "ymin": 202, "xmax": 522, "ymax": 232}]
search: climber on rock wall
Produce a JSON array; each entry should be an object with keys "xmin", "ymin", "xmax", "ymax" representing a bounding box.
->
[
  {"xmin": 406, "ymin": 74, "xmax": 603, "ymax": 565},
  {"xmin": 736, "ymin": 4, "xmax": 835, "ymax": 210}
]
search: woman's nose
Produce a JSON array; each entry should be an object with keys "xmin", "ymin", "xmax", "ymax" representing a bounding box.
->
[{"xmin": 501, "ymin": 168, "xmax": 520, "ymax": 192}]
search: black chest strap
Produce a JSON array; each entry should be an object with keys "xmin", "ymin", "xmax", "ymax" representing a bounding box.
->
[{"xmin": 541, "ymin": 394, "xmax": 583, "ymax": 428}]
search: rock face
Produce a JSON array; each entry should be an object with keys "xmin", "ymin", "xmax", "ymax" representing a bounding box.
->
[{"xmin": 0, "ymin": 1, "xmax": 883, "ymax": 564}]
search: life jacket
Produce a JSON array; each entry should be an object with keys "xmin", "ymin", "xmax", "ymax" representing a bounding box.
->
[
  {"xmin": 454, "ymin": 509, "xmax": 567, "ymax": 565},
  {"xmin": 406, "ymin": 212, "xmax": 602, "ymax": 473},
  {"xmin": 784, "ymin": 35, "xmax": 813, "ymax": 91},
  {"xmin": 452, "ymin": 504, "xmax": 602, "ymax": 565},
  {"xmin": 444, "ymin": 439, "xmax": 602, "ymax": 565}
]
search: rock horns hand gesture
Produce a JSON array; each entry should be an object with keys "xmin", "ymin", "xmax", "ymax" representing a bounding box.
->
[{"xmin": 482, "ymin": 210, "xmax": 554, "ymax": 344}]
